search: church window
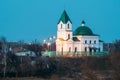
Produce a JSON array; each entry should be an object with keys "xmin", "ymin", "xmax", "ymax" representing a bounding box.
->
[
  {"xmin": 69, "ymin": 47, "xmax": 71, "ymax": 52},
  {"xmin": 61, "ymin": 24, "xmax": 62, "ymax": 29},
  {"xmin": 75, "ymin": 47, "xmax": 77, "ymax": 52},
  {"xmin": 89, "ymin": 48, "xmax": 92, "ymax": 53},
  {"xmin": 68, "ymin": 24, "xmax": 69, "ymax": 29},
  {"xmin": 98, "ymin": 48, "xmax": 100, "ymax": 52},
  {"xmin": 85, "ymin": 40, "xmax": 87, "ymax": 44},
  {"xmin": 85, "ymin": 47, "xmax": 87, "ymax": 52},
  {"xmin": 61, "ymin": 47, "xmax": 63, "ymax": 55},
  {"xmin": 94, "ymin": 40, "xmax": 96, "ymax": 44},
  {"xmin": 90, "ymin": 40, "xmax": 91, "ymax": 44},
  {"xmin": 94, "ymin": 48, "xmax": 96, "ymax": 52},
  {"xmin": 68, "ymin": 34, "xmax": 70, "ymax": 39}
]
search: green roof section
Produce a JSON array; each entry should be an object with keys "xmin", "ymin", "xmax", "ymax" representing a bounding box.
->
[
  {"xmin": 58, "ymin": 10, "xmax": 72, "ymax": 24},
  {"xmin": 74, "ymin": 20, "xmax": 99, "ymax": 36},
  {"xmin": 73, "ymin": 37, "xmax": 80, "ymax": 41},
  {"xmin": 74, "ymin": 26, "xmax": 93, "ymax": 36},
  {"xmin": 99, "ymin": 40, "xmax": 104, "ymax": 42}
]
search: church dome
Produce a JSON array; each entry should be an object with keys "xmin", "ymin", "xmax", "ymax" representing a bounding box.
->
[{"xmin": 74, "ymin": 20, "xmax": 94, "ymax": 36}]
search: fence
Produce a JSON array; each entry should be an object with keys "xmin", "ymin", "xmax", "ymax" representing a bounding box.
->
[{"xmin": 41, "ymin": 51, "xmax": 109, "ymax": 57}]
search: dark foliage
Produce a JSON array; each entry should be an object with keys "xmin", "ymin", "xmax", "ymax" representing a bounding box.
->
[
  {"xmin": 0, "ymin": 52, "xmax": 57, "ymax": 78},
  {"xmin": 23, "ymin": 44, "xmax": 42, "ymax": 56},
  {"xmin": 81, "ymin": 56, "xmax": 109, "ymax": 70},
  {"xmin": 110, "ymin": 40, "xmax": 120, "ymax": 80}
]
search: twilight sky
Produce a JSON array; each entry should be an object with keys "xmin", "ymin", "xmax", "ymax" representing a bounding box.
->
[{"xmin": 0, "ymin": 0, "xmax": 120, "ymax": 43}]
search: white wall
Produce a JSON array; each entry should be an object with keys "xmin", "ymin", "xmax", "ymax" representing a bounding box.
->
[
  {"xmin": 57, "ymin": 21, "xmax": 73, "ymax": 40},
  {"xmin": 73, "ymin": 35, "xmax": 101, "ymax": 52}
]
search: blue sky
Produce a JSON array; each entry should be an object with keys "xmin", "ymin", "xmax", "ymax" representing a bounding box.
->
[{"xmin": 0, "ymin": 0, "xmax": 120, "ymax": 43}]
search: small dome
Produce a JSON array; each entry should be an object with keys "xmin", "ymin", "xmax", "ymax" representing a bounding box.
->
[
  {"xmin": 74, "ymin": 26, "xmax": 93, "ymax": 35},
  {"xmin": 74, "ymin": 20, "xmax": 94, "ymax": 36}
]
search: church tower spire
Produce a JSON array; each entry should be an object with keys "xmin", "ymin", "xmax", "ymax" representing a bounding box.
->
[
  {"xmin": 57, "ymin": 10, "xmax": 73, "ymax": 40},
  {"xmin": 58, "ymin": 10, "xmax": 72, "ymax": 24}
]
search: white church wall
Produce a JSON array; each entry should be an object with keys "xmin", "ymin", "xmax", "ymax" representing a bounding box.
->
[
  {"xmin": 99, "ymin": 42, "xmax": 103, "ymax": 52},
  {"xmin": 57, "ymin": 21, "xmax": 72, "ymax": 40},
  {"xmin": 73, "ymin": 42, "xmax": 81, "ymax": 52},
  {"xmin": 75, "ymin": 35, "xmax": 100, "ymax": 52},
  {"xmin": 57, "ymin": 21, "xmax": 72, "ymax": 31},
  {"xmin": 64, "ymin": 41, "xmax": 73, "ymax": 52}
]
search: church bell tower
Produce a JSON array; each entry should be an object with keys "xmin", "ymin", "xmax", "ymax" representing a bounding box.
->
[{"xmin": 57, "ymin": 10, "xmax": 73, "ymax": 40}]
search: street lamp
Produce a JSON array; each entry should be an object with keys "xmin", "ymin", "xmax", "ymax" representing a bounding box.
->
[
  {"xmin": 53, "ymin": 36, "xmax": 56, "ymax": 41},
  {"xmin": 49, "ymin": 37, "xmax": 52, "ymax": 41},
  {"xmin": 53, "ymin": 36, "xmax": 56, "ymax": 39},
  {"xmin": 42, "ymin": 36, "xmax": 56, "ymax": 51},
  {"xmin": 47, "ymin": 42, "xmax": 51, "ymax": 51},
  {"xmin": 43, "ymin": 39, "xmax": 46, "ymax": 45},
  {"xmin": 43, "ymin": 39, "xmax": 46, "ymax": 43}
]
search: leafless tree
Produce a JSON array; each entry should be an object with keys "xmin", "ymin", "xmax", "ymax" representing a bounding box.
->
[
  {"xmin": 0, "ymin": 36, "xmax": 8, "ymax": 77},
  {"xmin": 110, "ymin": 40, "xmax": 120, "ymax": 80}
]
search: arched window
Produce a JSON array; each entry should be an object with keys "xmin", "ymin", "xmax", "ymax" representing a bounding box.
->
[
  {"xmin": 99, "ymin": 48, "xmax": 100, "ymax": 52},
  {"xmin": 68, "ymin": 24, "xmax": 69, "ymax": 29},
  {"xmin": 90, "ymin": 40, "xmax": 91, "ymax": 44},
  {"xmin": 94, "ymin": 40, "xmax": 96, "ymax": 44},
  {"xmin": 85, "ymin": 47, "xmax": 87, "ymax": 52},
  {"xmin": 61, "ymin": 47, "xmax": 63, "ymax": 55},
  {"xmin": 61, "ymin": 24, "xmax": 62, "ymax": 29},
  {"xmin": 75, "ymin": 47, "xmax": 77, "ymax": 52},
  {"xmin": 68, "ymin": 34, "xmax": 70, "ymax": 39},
  {"xmin": 85, "ymin": 40, "xmax": 87, "ymax": 44},
  {"xmin": 69, "ymin": 47, "xmax": 71, "ymax": 52},
  {"xmin": 94, "ymin": 48, "xmax": 96, "ymax": 52}
]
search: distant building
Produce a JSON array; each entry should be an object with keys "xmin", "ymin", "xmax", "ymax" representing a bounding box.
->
[
  {"xmin": 15, "ymin": 50, "xmax": 36, "ymax": 57},
  {"xmin": 56, "ymin": 10, "xmax": 103, "ymax": 56}
]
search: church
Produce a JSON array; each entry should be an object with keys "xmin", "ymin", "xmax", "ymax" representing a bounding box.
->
[{"xmin": 56, "ymin": 10, "xmax": 103, "ymax": 56}]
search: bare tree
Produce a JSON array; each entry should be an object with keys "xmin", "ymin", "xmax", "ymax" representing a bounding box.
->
[
  {"xmin": 110, "ymin": 40, "xmax": 120, "ymax": 80},
  {"xmin": 0, "ymin": 36, "xmax": 8, "ymax": 77}
]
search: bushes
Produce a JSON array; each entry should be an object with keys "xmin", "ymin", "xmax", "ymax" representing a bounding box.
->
[
  {"xmin": 81, "ymin": 56, "xmax": 109, "ymax": 70},
  {"xmin": 0, "ymin": 54, "xmax": 57, "ymax": 78}
]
